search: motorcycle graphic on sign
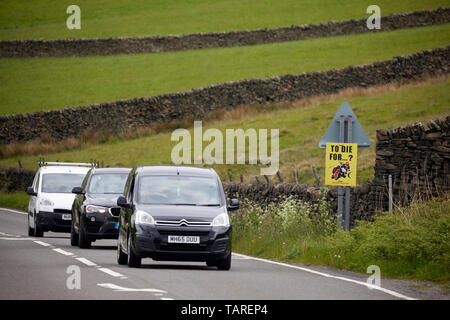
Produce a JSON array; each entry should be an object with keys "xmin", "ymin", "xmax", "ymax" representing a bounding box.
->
[{"xmin": 331, "ymin": 162, "xmax": 351, "ymax": 181}]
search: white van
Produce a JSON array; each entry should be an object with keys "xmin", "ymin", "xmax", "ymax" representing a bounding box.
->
[{"xmin": 26, "ymin": 162, "xmax": 93, "ymax": 237}]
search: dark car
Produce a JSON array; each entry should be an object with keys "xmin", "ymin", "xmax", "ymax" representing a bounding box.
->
[
  {"xmin": 116, "ymin": 166, "xmax": 239, "ymax": 270},
  {"xmin": 71, "ymin": 167, "xmax": 131, "ymax": 248}
]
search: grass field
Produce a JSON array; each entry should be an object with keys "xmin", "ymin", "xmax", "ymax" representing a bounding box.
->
[
  {"xmin": 0, "ymin": 0, "xmax": 448, "ymax": 40},
  {"xmin": 1, "ymin": 24, "xmax": 449, "ymax": 115},
  {"xmin": 1, "ymin": 76, "xmax": 448, "ymax": 184}
]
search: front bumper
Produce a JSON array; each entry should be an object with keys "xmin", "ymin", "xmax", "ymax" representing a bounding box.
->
[
  {"xmin": 133, "ymin": 224, "xmax": 231, "ymax": 262},
  {"xmin": 84, "ymin": 212, "xmax": 119, "ymax": 240},
  {"xmin": 36, "ymin": 211, "xmax": 71, "ymax": 233}
]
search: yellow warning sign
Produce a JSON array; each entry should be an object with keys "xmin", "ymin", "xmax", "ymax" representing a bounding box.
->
[{"xmin": 325, "ymin": 143, "xmax": 357, "ymax": 186}]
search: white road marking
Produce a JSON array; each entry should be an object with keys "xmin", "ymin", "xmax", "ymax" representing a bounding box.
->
[
  {"xmin": 0, "ymin": 231, "xmax": 20, "ymax": 237},
  {"xmin": 234, "ymin": 253, "xmax": 417, "ymax": 300},
  {"xmin": 52, "ymin": 248, "xmax": 74, "ymax": 256},
  {"xmin": 232, "ymin": 253, "xmax": 252, "ymax": 260},
  {"xmin": 97, "ymin": 283, "xmax": 167, "ymax": 293},
  {"xmin": 160, "ymin": 297, "xmax": 174, "ymax": 300},
  {"xmin": 0, "ymin": 237, "xmax": 34, "ymax": 241},
  {"xmin": 0, "ymin": 207, "xmax": 27, "ymax": 215},
  {"xmin": 33, "ymin": 240, "xmax": 51, "ymax": 247},
  {"xmin": 76, "ymin": 257, "xmax": 97, "ymax": 267},
  {"xmin": 98, "ymin": 268, "xmax": 126, "ymax": 278}
]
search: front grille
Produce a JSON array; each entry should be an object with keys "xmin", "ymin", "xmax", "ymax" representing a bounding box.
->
[
  {"xmin": 155, "ymin": 219, "xmax": 211, "ymax": 227},
  {"xmin": 54, "ymin": 219, "xmax": 71, "ymax": 226},
  {"xmin": 160, "ymin": 244, "xmax": 208, "ymax": 252},
  {"xmin": 109, "ymin": 207, "xmax": 121, "ymax": 217},
  {"xmin": 54, "ymin": 209, "xmax": 71, "ymax": 214}
]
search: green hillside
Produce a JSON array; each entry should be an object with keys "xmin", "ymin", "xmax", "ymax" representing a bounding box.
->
[
  {"xmin": 0, "ymin": 0, "xmax": 448, "ymax": 40},
  {"xmin": 1, "ymin": 24, "xmax": 449, "ymax": 115}
]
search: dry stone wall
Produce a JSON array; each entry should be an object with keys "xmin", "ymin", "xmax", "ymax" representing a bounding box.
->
[
  {"xmin": 1, "ymin": 8, "xmax": 449, "ymax": 58},
  {"xmin": 372, "ymin": 116, "xmax": 450, "ymax": 210},
  {"xmin": 0, "ymin": 167, "xmax": 35, "ymax": 193},
  {"xmin": 1, "ymin": 46, "xmax": 449, "ymax": 144}
]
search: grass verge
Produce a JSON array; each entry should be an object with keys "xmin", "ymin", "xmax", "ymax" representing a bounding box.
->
[
  {"xmin": 0, "ymin": 0, "xmax": 447, "ymax": 40},
  {"xmin": 0, "ymin": 191, "xmax": 28, "ymax": 211},
  {"xmin": 1, "ymin": 24, "xmax": 449, "ymax": 115},
  {"xmin": 232, "ymin": 196, "xmax": 450, "ymax": 284}
]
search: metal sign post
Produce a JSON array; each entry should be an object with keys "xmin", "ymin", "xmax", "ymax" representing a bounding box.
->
[
  {"xmin": 319, "ymin": 102, "xmax": 370, "ymax": 231},
  {"xmin": 337, "ymin": 115, "xmax": 345, "ymax": 230},
  {"xmin": 345, "ymin": 115, "xmax": 353, "ymax": 231}
]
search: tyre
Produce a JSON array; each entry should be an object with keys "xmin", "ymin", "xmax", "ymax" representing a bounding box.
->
[
  {"xmin": 28, "ymin": 215, "xmax": 34, "ymax": 236},
  {"xmin": 117, "ymin": 238, "xmax": 128, "ymax": 265},
  {"xmin": 217, "ymin": 253, "xmax": 231, "ymax": 271},
  {"xmin": 34, "ymin": 213, "xmax": 44, "ymax": 237},
  {"xmin": 70, "ymin": 217, "xmax": 79, "ymax": 246},
  {"xmin": 127, "ymin": 236, "xmax": 141, "ymax": 268},
  {"xmin": 78, "ymin": 217, "xmax": 91, "ymax": 249}
]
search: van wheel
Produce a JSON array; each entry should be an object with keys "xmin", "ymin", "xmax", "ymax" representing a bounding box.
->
[
  {"xmin": 70, "ymin": 218, "xmax": 78, "ymax": 246},
  {"xmin": 117, "ymin": 239, "xmax": 128, "ymax": 265},
  {"xmin": 217, "ymin": 253, "xmax": 231, "ymax": 270},
  {"xmin": 28, "ymin": 215, "xmax": 34, "ymax": 236},
  {"xmin": 78, "ymin": 218, "xmax": 91, "ymax": 249},
  {"xmin": 34, "ymin": 213, "xmax": 44, "ymax": 237},
  {"xmin": 127, "ymin": 236, "xmax": 141, "ymax": 268}
]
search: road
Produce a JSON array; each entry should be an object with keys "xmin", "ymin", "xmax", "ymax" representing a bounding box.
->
[{"xmin": 0, "ymin": 208, "xmax": 420, "ymax": 300}]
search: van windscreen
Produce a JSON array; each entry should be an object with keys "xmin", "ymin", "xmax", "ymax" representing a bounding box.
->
[{"xmin": 41, "ymin": 173, "xmax": 85, "ymax": 193}]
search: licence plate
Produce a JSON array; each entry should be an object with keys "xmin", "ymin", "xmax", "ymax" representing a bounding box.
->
[
  {"xmin": 168, "ymin": 235, "xmax": 200, "ymax": 244},
  {"xmin": 62, "ymin": 214, "xmax": 72, "ymax": 221}
]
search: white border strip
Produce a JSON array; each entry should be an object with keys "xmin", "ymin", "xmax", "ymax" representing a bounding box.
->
[
  {"xmin": 34, "ymin": 240, "xmax": 51, "ymax": 247},
  {"xmin": 234, "ymin": 253, "xmax": 417, "ymax": 300},
  {"xmin": 52, "ymin": 248, "xmax": 74, "ymax": 256},
  {"xmin": 98, "ymin": 268, "xmax": 125, "ymax": 278},
  {"xmin": 76, "ymin": 257, "xmax": 97, "ymax": 267},
  {"xmin": 0, "ymin": 207, "xmax": 27, "ymax": 215}
]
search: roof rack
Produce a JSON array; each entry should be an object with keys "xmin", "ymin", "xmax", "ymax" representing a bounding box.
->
[{"xmin": 38, "ymin": 158, "xmax": 98, "ymax": 168}]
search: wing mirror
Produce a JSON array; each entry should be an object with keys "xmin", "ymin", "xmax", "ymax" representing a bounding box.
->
[
  {"xmin": 117, "ymin": 196, "xmax": 132, "ymax": 209},
  {"xmin": 72, "ymin": 187, "xmax": 84, "ymax": 195},
  {"xmin": 26, "ymin": 187, "xmax": 37, "ymax": 196},
  {"xmin": 227, "ymin": 198, "xmax": 239, "ymax": 211}
]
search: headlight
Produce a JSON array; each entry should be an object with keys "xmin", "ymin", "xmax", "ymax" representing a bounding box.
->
[
  {"xmin": 212, "ymin": 212, "xmax": 230, "ymax": 227},
  {"xmin": 86, "ymin": 205, "xmax": 107, "ymax": 214},
  {"xmin": 135, "ymin": 210, "xmax": 155, "ymax": 225},
  {"xmin": 40, "ymin": 198, "xmax": 54, "ymax": 207}
]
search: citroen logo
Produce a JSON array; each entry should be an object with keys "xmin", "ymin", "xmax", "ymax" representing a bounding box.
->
[{"xmin": 178, "ymin": 219, "xmax": 189, "ymax": 226}]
